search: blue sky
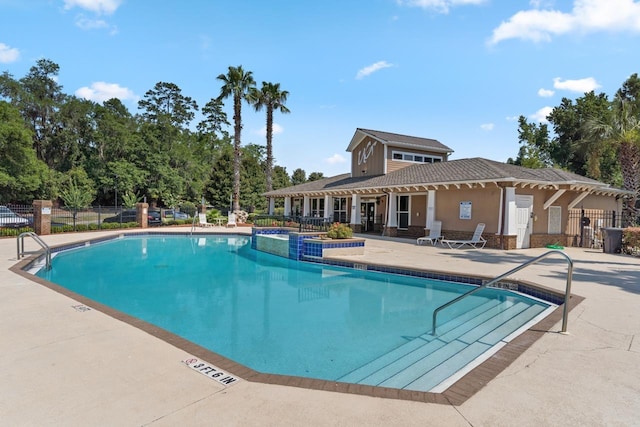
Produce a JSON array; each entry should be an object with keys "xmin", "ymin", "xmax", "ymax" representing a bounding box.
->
[{"xmin": 2, "ymin": 0, "xmax": 640, "ymax": 177}]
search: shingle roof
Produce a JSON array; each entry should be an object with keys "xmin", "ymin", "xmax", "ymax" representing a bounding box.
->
[
  {"xmin": 264, "ymin": 158, "xmax": 627, "ymax": 197},
  {"xmin": 347, "ymin": 128, "xmax": 453, "ymax": 153}
]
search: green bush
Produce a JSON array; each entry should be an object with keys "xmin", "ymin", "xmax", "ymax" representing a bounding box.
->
[
  {"xmin": 88, "ymin": 223, "xmax": 99, "ymax": 230},
  {"xmin": 0, "ymin": 227, "xmax": 32, "ymax": 237},
  {"xmin": 180, "ymin": 202, "xmax": 197, "ymax": 217},
  {"xmin": 98, "ymin": 222, "xmax": 137, "ymax": 230},
  {"xmin": 75, "ymin": 224, "xmax": 88, "ymax": 232},
  {"xmin": 52, "ymin": 225, "xmax": 74, "ymax": 233},
  {"xmin": 623, "ymin": 227, "xmax": 640, "ymax": 256},
  {"xmin": 206, "ymin": 209, "xmax": 221, "ymax": 222},
  {"xmin": 100, "ymin": 222, "xmax": 119, "ymax": 230},
  {"xmin": 326, "ymin": 223, "xmax": 353, "ymax": 239},
  {"xmin": 166, "ymin": 219, "xmax": 189, "ymax": 226}
]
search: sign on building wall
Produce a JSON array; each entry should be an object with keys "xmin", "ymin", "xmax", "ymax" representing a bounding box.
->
[{"xmin": 459, "ymin": 201, "xmax": 472, "ymax": 220}]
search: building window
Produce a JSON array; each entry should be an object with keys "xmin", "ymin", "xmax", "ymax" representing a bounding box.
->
[
  {"xmin": 333, "ymin": 197, "xmax": 348, "ymax": 223},
  {"xmin": 548, "ymin": 206, "xmax": 561, "ymax": 234},
  {"xmin": 392, "ymin": 150, "xmax": 442, "ymax": 164},
  {"xmin": 292, "ymin": 198, "xmax": 302, "ymax": 216},
  {"xmin": 311, "ymin": 198, "xmax": 325, "ymax": 217},
  {"xmin": 396, "ymin": 195, "xmax": 409, "ymax": 229}
]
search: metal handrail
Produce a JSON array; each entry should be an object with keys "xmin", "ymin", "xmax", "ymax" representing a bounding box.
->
[
  {"xmin": 431, "ymin": 250, "xmax": 573, "ymax": 336},
  {"xmin": 17, "ymin": 232, "xmax": 52, "ymax": 270},
  {"xmin": 190, "ymin": 214, "xmax": 198, "ymax": 235}
]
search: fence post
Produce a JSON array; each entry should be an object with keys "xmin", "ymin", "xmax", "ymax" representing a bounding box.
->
[
  {"xmin": 136, "ymin": 202, "xmax": 149, "ymax": 228},
  {"xmin": 612, "ymin": 210, "xmax": 617, "ymax": 228},
  {"xmin": 32, "ymin": 200, "xmax": 53, "ymax": 235},
  {"xmin": 579, "ymin": 208, "xmax": 585, "ymax": 247}
]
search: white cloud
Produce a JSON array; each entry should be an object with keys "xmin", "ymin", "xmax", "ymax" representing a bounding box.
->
[
  {"xmin": 356, "ymin": 61, "xmax": 394, "ymax": 80},
  {"xmin": 538, "ymin": 88, "xmax": 555, "ymax": 97},
  {"xmin": 75, "ymin": 82, "xmax": 136, "ymax": 103},
  {"xmin": 529, "ymin": 0, "xmax": 555, "ymax": 8},
  {"xmin": 489, "ymin": 0, "xmax": 640, "ymax": 45},
  {"xmin": 480, "ymin": 123, "xmax": 494, "ymax": 131},
  {"xmin": 325, "ymin": 154, "xmax": 346, "ymax": 164},
  {"xmin": 256, "ymin": 123, "xmax": 284, "ymax": 137},
  {"xmin": 553, "ymin": 76, "xmax": 601, "ymax": 93},
  {"xmin": 64, "ymin": 0, "xmax": 122, "ymax": 15},
  {"xmin": 75, "ymin": 15, "xmax": 109, "ymax": 30},
  {"xmin": 506, "ymin": 115, "xmax": 519, "ymax": 121},
  {"xmin": 530, "ymin": 106, "xmax": 553, "ymax": 123},
  {"xmin": 0, "ymin": 43, "xmax": 19, "ymax": 63},
  {"xmin": 397, "ymin": 0, "xmax": 486, "ymax": 14}
]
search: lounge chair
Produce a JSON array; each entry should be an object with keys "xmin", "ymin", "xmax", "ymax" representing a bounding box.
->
[
  {"xmin": 198, "ymin": 213, "xmax": 213, "ymax": 227},
  {"xmin": 226, "ymin": 212, "xmax": 237, "ymax": 228},
  {"xmin": 442, "ymin": 223, "xmax": 487, "ymax": 249},
  {"xmin": 416, "ymin": 220, "xmax": 443, "ymax": 245}
]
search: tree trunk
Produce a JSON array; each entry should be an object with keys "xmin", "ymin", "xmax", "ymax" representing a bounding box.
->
[
  {"xmin": 266, "ymin": 106, "xmax": 273, "ymax": 193},
  {"xmin": 619, "ymin": 141, "xmax": 640, "ymax": 223},
  {"xmin": 233, "ymin": 95, "xmax": 242, "ymax": 212}
]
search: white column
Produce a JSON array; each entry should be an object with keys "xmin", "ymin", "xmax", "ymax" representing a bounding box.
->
[
  {"xmin": 350, "ymin": 194, "xmax": 361, "ymax": 225},
  {"xmin": 324, "ymin": 195, "xmax": 333, "ymax": 220},
  {"xmin": 387, "ymin": 192, "xmax": 398, "ymax": 227},
  {"xmin": 268, "ymin": 198, "xmax": 275, "ymax": 215},
  {"xmin": 426, "ymin": 190, "xmax": 436, "ymax": 228},
  {"xmin": 497, "ymin": 187, "xmax": 503, "ymax": 235},
  {"xmin": 504, "ymin": 187, "xmax": 517, "ymax": 235},
  {"xmin": 284, "ymin": 197, "xmax": 291, "ymax": 217},
  {"xmin": 303, "ymin": 196, "xmax": 310, "ymax": 217}
]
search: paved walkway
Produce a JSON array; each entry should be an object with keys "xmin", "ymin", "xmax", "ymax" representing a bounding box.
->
[{"xmin": 1, "ymin": 228, "xmax": 639, "ymax": 426}]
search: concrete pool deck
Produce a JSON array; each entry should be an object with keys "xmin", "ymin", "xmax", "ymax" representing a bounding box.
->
[{"xmin": 1, "ymin": 228, "xmax": 639, "ymax": 426}]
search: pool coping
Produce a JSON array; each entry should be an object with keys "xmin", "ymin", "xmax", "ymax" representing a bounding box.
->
[{"xmin": 10, "ymin": 231, "xmax": 584, "ymax": 406}]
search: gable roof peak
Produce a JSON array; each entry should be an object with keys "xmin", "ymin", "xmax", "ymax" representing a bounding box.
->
[{"xmin": 347, "ymin": 128, "xmax": 453, "ymax": 154}]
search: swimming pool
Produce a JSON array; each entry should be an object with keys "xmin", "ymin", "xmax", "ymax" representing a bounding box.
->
[{"xmin": 34, "ymin": 234, "xmax": 555, "ymax": 393}]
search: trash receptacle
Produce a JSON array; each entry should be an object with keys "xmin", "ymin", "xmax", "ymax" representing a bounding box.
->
[{"xmin": 602, "ymin": 227, "xmax": 623, "ymax": 254}]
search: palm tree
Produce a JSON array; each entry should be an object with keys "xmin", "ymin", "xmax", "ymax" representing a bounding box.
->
[
  {"xmin": 585, "ymin": 98, "xmax": 640, "ymax": 223},
  {"xmin": 249, "ymin": 82, "xmax": 290, "ymax": 193},
  {"xmin": 217, "ymin": 66, "xmax": 256, "ymax": 211}
]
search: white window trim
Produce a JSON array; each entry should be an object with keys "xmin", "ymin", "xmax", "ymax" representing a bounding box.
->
[
  {"xmin": 396, "ymin": 195, "xmax": 410, "ymax": 230},
  {"xmin": 311, "ymin": 197, "xmax": 325, "ymax": 218},
  {"xmin": 548, "ymin": 205, "xmax": 562, "ymax": 235},
  {"xmin": 391, "ymin": 150, "xmax": 443, "ymax": 164},
  {"xmin": 333, "ymin": 197, "xmax": 349, "ymax": 222}
]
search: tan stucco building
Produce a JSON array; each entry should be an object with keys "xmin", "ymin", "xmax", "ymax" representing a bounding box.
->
[{"xmin": 264, "ymin": 128, "xmax": 629, "ymax": 249}]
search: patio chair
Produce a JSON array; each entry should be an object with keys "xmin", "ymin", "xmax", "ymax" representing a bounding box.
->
[
  {"xmin": 416, "ymin": 220, "xmax": 443, "ymax": 246},
  {"xmin": 226, "ymin": 212, "xmax": 237, "ymax": 228},
  {"xmin": 198, "ymin": 213, "xmax": 213, "ymax": 227},
  {"xmin": 442, "ymin": 223, "xmax": 487, "ymax": 249}
]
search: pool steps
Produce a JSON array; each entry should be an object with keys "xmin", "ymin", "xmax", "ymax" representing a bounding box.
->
[{"xmin": 338, "ymin": 299, "xmax": 547, "ymax": 392}]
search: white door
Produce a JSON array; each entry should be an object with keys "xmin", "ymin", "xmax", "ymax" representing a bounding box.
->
[{"xmin": 515, "ymin": 195, "xmax": 533, "ymax": 249}]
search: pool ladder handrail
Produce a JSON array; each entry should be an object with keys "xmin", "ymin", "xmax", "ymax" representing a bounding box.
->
[
  {"xmin": 431, "ymin": 250, "xmax": 573, "ymax": 336},
  {"xmin": 17, "ymin": 231, "xmax": 52, "ymax": 270},
  {"xmin": 190, "ymin": 214, "xmax": 198, "ymax": 235}
]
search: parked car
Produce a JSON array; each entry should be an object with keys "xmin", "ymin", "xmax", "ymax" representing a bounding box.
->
[
  {"xmin": 103, "ymin": 209, "xmax": 161, "ymax": 226},
  {"xmin": 0, "ymin": 206, "xmax": 30, "ymax": 228},
  {"xmin": 163, "ymin": 209, "xmax": 189, "ymax": 220}
]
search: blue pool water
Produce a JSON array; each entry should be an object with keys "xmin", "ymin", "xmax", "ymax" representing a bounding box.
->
[{"xmin": 36, "ymin": 235, "xmax": 552, "ymax": 391}]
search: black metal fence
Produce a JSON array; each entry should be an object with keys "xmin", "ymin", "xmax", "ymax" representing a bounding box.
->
[
  {"xmin": 0, "ymin": 204, "xmax": 34, "ymax": 235},
  {"xmin": 252, "ymin": 215, "xmax": 334, "ymax": 232},
  {"xmin": 567, "ymin": 209, "xmax": 636, "ymax": 248},
  {"xmin": 0, "ymin": 204, "xmax": 186, "ymax": 235}
]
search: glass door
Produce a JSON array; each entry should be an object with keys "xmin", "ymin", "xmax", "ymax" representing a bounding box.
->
[{"xmin": 360, "ymin": 202, "xmax": 375, "ymax": 232}]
